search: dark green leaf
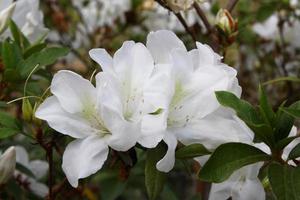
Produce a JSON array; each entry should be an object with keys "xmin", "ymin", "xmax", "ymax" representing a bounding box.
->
[
  {"xmin": 16, "ymin": 163, "xmax": 35, "ymax": 178},
  {"xmin": 288, "ymin": 143, "xmax": 300, "ymax": 160},
  {"xmin": 2, "ymin": 40, "xmax": 22, "ymax": 69},
  {"xmin": 176, "ymin": 144, "xmax": 211, "ymax": 159},
  {"xmin": 9, "ymin": 20, "xmax": 30, "ymax": 49},
  {"xmin": 268, "ymin": 163, "xmax": 300, "ymax": 200},
  {"xmin": 0, "ymin": 111, "xmax": 19, "ymax": 129},
  {"xmin": 258, "ymin": 85, "xmax": 275, "ymax": 126},
  {"xmin": 0, "ymin": 127, "xmax": 18, "ymax": 139},
  {"xmin": 19, "ymin": 47, "xmax": 69, "ymax": 77},
  {"xmin": 282, "ymin": 108, "xmax": 300, "ymax": 118},
  {"xmin": 215, "ymin": 91, "xmax": 261, "ymax": 124},
  {"xmin": 145, "ymin": 143, "xmax": 167, "ymax": 200},
  {"xmin": 23, "ymin": 43, "xmax": 47, "ymax": 58},
  {"xmin": 274, "ymin": 109, "xmax": 295, "ymax": 142},
  {"xmin": 276, "ymin": 136, "xmax": 299, "ymax": 151},
  {"xmin": 199, "ymin": 143, "xmax": 270, "ymax": 183},
  {"xmin": 215, "ymin": 91, "xmax": 274, "ymax": 146}
]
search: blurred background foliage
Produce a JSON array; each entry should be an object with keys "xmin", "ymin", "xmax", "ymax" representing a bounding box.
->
[{"xmin": 0, "ymin": 0, "xmax": 299, "ymax": 199}]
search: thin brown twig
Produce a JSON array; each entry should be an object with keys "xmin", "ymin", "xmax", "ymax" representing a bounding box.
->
[
  {"xmin": 193, "ymin": 2, "xmax": 212, "ymax": 33},
  {"xmin": 155, "ymin": 0, "xmax": 197, "ymax": 42},
  {"xmin": 226, "ymin": 0, "xmax": 239, "ymax": 13}
]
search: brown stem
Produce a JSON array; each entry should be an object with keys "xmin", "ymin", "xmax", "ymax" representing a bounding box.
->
[
  {"xmin": 174, "ymin": 13, "xmax": 197, "ymax": 41},
  {"xmin": 226, "ymin": 0, "xmax": 239, "ymax": 13},
  {"xmin": 193, "ymin": 2, "xmax": 212, "ymax": 33},
  {"xmin": 155, "ymin": 0, "xmax": 197, "ymax": 42}
]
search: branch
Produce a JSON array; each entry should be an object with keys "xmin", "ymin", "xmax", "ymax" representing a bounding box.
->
[
  {"xmin": 193, "ymin": 2, "xmax": 212, "ymax": 33},
  {"xmin": 226, "ymin": 0, "xmax": 239, "ymax": 13},
  {"xmin": 155, "ymin": 0, "xmax": 197, "ymax": 41}
]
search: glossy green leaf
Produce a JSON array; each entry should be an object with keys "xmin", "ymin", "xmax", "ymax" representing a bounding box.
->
[
  {"xmin": 268, "ymin": 163, "xmax": 300, "ymax": 200},
  {"xmin": 145, "ymin": 143, "xmax": 167, "ymax": 200},
  {"xmin": 199, "ymin": 143, "xmax": 270, "ymax": 183},
  {"xmin": 176, "ymin": 144, "xmax": 211, "ymax": 159},
  {"xmin": 0, "ymin": 111, "xmax": 19, "ymax": 129},
  {"xmin": 258, "ymin": 85, "xmax": 275, "ymax": 126},
  {"xmin": 288, "ymin": 143, "xmax": 300, "ymax": 160}
]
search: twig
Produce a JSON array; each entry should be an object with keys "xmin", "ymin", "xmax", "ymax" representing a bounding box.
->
[
  {"xmin": 174, "ymin": 13, "xmax": 197, "ymax": 41},
  {"xmin": 155, "ymin": 0, "xmax": 197, "ymax": 42},
  {"xmin": 226, "ymin": 0, "xmax": 239, "ymax": 13},
  {"xmin": 193, "ymin": 2, "xmax": 212, "ymax": 33}
]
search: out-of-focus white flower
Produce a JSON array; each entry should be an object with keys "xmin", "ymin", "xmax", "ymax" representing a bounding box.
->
[
  {"xmin": 0, "ymin": 1, "xmax": 15, "ymax": 34},
  {"xmin": 252, "ymin": 14, "xmax": 279, "ymax": 40},
  {"xmin": 0, "ymin": 146, "xmax": 16, "ymax": 185},
  {"xmin": 73, "ymin": 0, "xmax": 131, "ymax": 33},
  {"xmin": 252, "ymin": 13, "xmax": 300, "ymax": 48},
  {"xmin": 143, "ymin": 30, "xmax": 250, "ymax": 172},
  {"xmin": 209, "ymin": 163, "xmax": 265, "ymax": 200},
  {"xmin": 14, "ymin": 146, "xmax": 48, "ymax": 197},
  {"xmin": 0, "ymin": 0, "xmax": 47, "ymax": 42}
]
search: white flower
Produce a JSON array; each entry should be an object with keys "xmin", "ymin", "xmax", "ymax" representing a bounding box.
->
[
  {"xmin": 0, "ymin": 0, "xmax": 47, "ymax": 42},
  {"xmin": 0, "ymin": 146, "xmax": 16, "ymax": 185},
  {"xmin": 14, "ymin": 146, "xmax": 48, "ymax": 197},
  {"xmin": 209, "ymin": 163, "xmax": 265, "ymax": 200},
  {"xmin": 143, "ymin": 30, "xmax": 250, "ymax": 172},
  {"xmin": 36, "ymin": 65, "xmax": 148, "ymax": 187},
  {"xmin": 252, "ymin": 14, "xmax": 300, "ymax": 48},
  {"xmin": 0, "ymin": 1, "xmax": 15, "ymax": 34}
]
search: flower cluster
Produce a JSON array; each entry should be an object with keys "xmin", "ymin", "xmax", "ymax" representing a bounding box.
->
[{"xmin": 36, "ymin": 30, "xmax": 253, "ymax": 189}]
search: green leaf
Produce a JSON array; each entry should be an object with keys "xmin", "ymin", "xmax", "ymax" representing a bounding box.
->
[
  {"xmin": 23, "ymin": 42, "xmax": 47, "ymax": 58},
  {"xmin": 215, "ymin": 91, "xmax": 261, "ymax": 124},
  {"xmin": 2, "ymin": 39, "xmax": 22, "ymax": 69},
  {"xmin": 263, "ymin": 76, "xmax": 300, "ymax": 85},
  {"xmin": 16, "ymin": 163, "xmax": 35, "ymax": 178},
  {"xmin": 276, "ymin": 136, "xmax": 299, "ymax": 151},
  {"xmin": 274, "ymin": 109, "xmax": 295, "ymax": 142},
  {"xmin": 199, "ymin": 143, "xmax": 271, "ymax": 183},
  {"xmin": 9, "ymin": 20, "xmax": 30, "ymax": 49},
  {"xmin": 282, "ymin": 108, "xmax": 300, "ymax": 118},
  {"xmin": 175, "ymin": 144, "xmax": 211, "ymax": 159},
  {"xmin": 268, "ymin": 163, "xmax": 300, "ymax": 200},
  {"xmin": 0, "ymin": 127, "xmax": 18, "ymax": 139},
  {"xmin": 215, "ymin": 91, "xmax": 274, "ymax": 146},
  {"xmin": 19, "ymin": 47, "xmax": 69, "ymax": 77},
  {"xmin": 258, "ymin": 85, "xmax": 275, "ymax": 126},
  {"xmin": 288, "ymin": 143, "xmax": 300, "ymax": 160},
  {"xmin": 145, "ymin": 143, "xmax": 167, "ymax": 200},
  {"xmin": 0, "ymin": 111, "xmax": 19, "ymax": 129}
]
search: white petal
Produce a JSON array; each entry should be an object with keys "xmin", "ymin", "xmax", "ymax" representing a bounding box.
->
[
  {"xmin": 62, "ymin": 136, "xmax": 109, "ymax": 188},
  {"xmin": 35, "ymin": 96, "xmax": 96, "ymax": 138},
  {"xmin": 28, "ymin": 178, "xmax": 48, "ymax": 198},
  {"xmin": 156, "ymin": 133, "xmax": 177, "ymax": 172},
  {"xmin": 15, "ymin": 146, "xmax": 30, "ymax": 167},
  {"xmin": 51, "ymin": 70, "xmax": 96, "ymax": 113},
  {"xmin": 232, "ymin": 179, "xmax": 265, "ymax": 200},
  {"xmin": 89, "ymin": 48, "xmax": 114, "ymax": 73},
  {"xmin": 29, "ymin": 160, "xmax": 48, "ymax": 179},
  {"xmin": 146, "ymin": 30, "xmax": 186, "ymax": 64}
]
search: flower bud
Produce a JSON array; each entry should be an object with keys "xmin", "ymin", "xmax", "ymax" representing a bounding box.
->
[
  {"xmin": 0, "ymin": 3, "xmax": 16, "ymax": 34},
  {"xmin": 0, "ymin": 147, "xmax": 16, "ymax": 185},
  {"xmin": 165, "ymin": 0, "xmax": 195, "ymax": 13},
  {"xmin": 22, "ymin": 98, "xmax": 33, "ymax": 122},
  {"xmin": 215, "ymin": 9, "xmax": 238, "ymax": 36}
]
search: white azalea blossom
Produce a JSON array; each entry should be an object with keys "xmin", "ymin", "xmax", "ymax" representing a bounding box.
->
[
  {"xmin": 143, "ymin": 30, "xmax": 251, "ymax": 172},
  {"xmin": 14, "ymin": 146, "xmax": 48, "ymax": 197},
  {"xmin": 0, "ymin": 146, "xmax": 16, "ymax": 185},
  {"xmin": 36, "ymin": 39, "xmax": 167, "ymax": 187},
  {"xmin": 0, "ymin": 0, "xmax": 47, "ymax": 42},
  {"xmin": 209, "ymin": 163, "xmax": 265, "ymax": 200}
]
